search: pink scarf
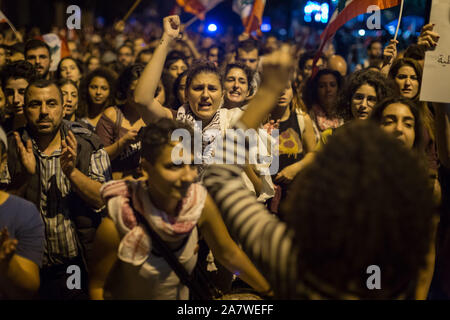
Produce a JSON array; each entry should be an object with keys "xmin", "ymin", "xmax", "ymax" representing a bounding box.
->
[
  {"xmin": 100, "ymin": 180, "xmax": 206, "ymax": 266},
  {"xmin": 311, "ymin": 104, "xmax": 344, "ymax": 132}
]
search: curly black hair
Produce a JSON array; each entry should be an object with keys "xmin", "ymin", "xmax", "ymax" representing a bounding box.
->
[
  {"xmin": 283, "ymin": 120, "xmax": 434, "ymax": 299},
  {"xmin": 338, "ymin": 69, "xmax": 398, "ymax": 120},
  {"xmin": 1, "ymin": 60, "xmax": 38, "ymax": 90},
  {"xmin": 141, "ymin": 118, "xmax": 194, "ymax": 165},
  {"xmin": 76, "ymin": 67, "xmax": 117, "ymax": 118}
]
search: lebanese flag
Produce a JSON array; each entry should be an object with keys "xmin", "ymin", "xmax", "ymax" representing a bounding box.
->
[
  {"xmin": 39, "ymin": 34, "xmax": 71, "ymax": 72},
  {"xmin": 312, "ymin": 0, "xmax": 401, "ymax": 77},
  {"xmin": 176, "ymin": 0, "xmax": 223, "ymax": 20},
  {"xmin": 233, "ymin": 0, "xmax": 266, "ymax": 35},
  {"xmin": 0, "ymin": 11, "xmax": 8, "ymax": 23}
]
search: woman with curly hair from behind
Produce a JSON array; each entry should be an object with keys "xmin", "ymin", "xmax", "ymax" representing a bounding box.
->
[{"xmin": 204, "ymin": 48, "xmax": 436, "ymax": 299}]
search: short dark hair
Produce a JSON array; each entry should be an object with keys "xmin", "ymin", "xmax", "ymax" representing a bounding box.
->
[
  {"xmin": 1, "ymin": 60, "xmax": 37, "ymax": 90},
  {"xmin": 141, "ymin": 118, "xmax": 194, "ymax": 165},
  {"xmin": 284, "ymin": 120, "xmax": 434, "ymax": 299},
  {"xmin": 24, "ymin": 79, "xmax": 63, "ymax": 107},
  {"xmin": 236, "ymin": 39, "xmax": 260, "ymax": 56},
  {"xmin": 118, "ymin": 44, "xmax": 134, "ymax": 56},
  {"xmin": 24, "ymin": 39, "xmax": 50, "ymax": 57},
  {"xmin": 137, "ymin": 48, "xmax": 155, "ymax": 61}
]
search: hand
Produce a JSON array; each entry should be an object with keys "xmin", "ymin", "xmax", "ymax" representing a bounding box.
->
[
  {"xmin": 114, "ymin": 20, "xmax": 126, "ymax": 33},
  {"xmin": 14, "ymin": 132, "xmax": 36, "ymax": 175},
  {"xmin": 418, "ymin": 23, "xmax": 440, "ymax": 50},
  {"xmin": 383, "ymin": 39, "xmax": 398, "ymax": 66},
  {"xmin": 163, "ymin": 15, "xmax": 181, "ymax": 40},
  {"xmin": 260, "ymin": 44, "xmax": 295, "ymax": 90},
  {"xmin": 275, "ymin": 162, "xmax": 301, "ymax": 184},
  {"xmin": 263, "ymin": 120, "xmax": 280, "ymax": 135},
  {"xmin": 120, "ymin": 129, "xmax": 139, "ymax": 147},
  {"xmin": 61, "ymin": 130, "xmax": 78, "ymax": 176},
  {"xmin": 0, "ymin": 228, "xmax": 17, "ymax": 265}
]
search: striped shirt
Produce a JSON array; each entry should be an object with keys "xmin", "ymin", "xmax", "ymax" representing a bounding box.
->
[
  {"xmin": 2, "ymin": 141, "xmax": 111, "ymax": 266},
  {"xmin": 204, "ymin": 132, "xmax": 299, "ymax": 299}
]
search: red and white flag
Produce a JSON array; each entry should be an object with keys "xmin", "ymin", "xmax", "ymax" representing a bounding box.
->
[
  {"xmin": 176, "ymin": 0, "xmax": 223, "ymax": 20},
  {"xmin": 39, "ymin": 34, "xmax": 70, "ymax": 72},
  {"xmin": 312, "ymin": 0, "xmax": 401, "ymax": 77},
  {"xmin": 233, "ymin": 0, "xmax": 266, "ymax": 35},
  {"xmin": 0, "ymin": 11, "xmax": 8, "ymax": 24}
]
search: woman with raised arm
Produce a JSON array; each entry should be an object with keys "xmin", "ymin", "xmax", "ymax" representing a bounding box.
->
[
  {"xmin": 203, "ymin": 46, "xmax": 436, "ymax": 299},
  {"xmin": 134, "ymin": 15, "xmax": 274, "ymax": 202}
]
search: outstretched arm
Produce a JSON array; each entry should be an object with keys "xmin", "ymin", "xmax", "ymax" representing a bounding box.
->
[
  {"xmin": 134, "ymin": 15, "xmax": 180, "ymax": 124},
  {"xmin": 198, "ymin": 194, "xmax": 272, "ymax": 295}
]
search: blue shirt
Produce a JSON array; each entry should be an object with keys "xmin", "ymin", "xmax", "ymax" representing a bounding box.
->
[{"xmin": 0, "ymin": 194, "xmax": 44, "ymax": 267}]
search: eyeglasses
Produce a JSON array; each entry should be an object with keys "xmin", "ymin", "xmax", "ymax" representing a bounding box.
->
[{"xmin": 352, "ymin": 93, "xmax": 377, "ymax": 107}]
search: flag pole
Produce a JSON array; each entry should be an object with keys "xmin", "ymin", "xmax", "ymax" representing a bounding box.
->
[
  {"xmin": 183, "ymin": 0, "xmax": 224, "ymax": 29},
  {"xmin": 393, "ymin": 0, "xmax": 405, "ymax": 41},
  {"xmin": 3, "ymin": 15, "xmax": 21, "ymax": 41},
  {"xmin": 122, "ymin": 0, "xmax": 143, "ymax": 22}
]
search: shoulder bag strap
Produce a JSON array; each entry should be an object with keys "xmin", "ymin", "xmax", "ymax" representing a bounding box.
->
[{"xmin": 134, "ymin": 212, "xmax": 213, "ymax": 300}]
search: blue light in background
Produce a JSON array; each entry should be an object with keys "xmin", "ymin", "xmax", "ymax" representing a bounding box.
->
[
  {"xmin": 261, "ymin": 16, "xmax": 271, "ymax": 32},
  {"xmin": 304, "ymin": 1, "xmax": 329, "ymax": 24},
  {"xmin": 358, "ymin": 29, "xmax": 366, "ymax": 36},
  {"xmin": 207, "ymin": 23, "xmax": 217, "ymax": 32}
]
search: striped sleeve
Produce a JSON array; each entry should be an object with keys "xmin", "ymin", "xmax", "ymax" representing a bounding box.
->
[
  {"xmin": 203, "ymin": 164, "xmax": 299, "ymax": 298},
  {"xmin": 89, "ymin": 148, "xmax": 112, "ymax": 183}
]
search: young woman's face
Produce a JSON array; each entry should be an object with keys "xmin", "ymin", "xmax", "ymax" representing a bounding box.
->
[
  {"xmin": 60, "ymin": 59, "xmax": 82, "ymax": 83},
  {"xmin": 143, "ymin": 142, "xmax": 198, "ymax": 201},
  {"xmin": 88, "ymin": 76, "xmax": 110, "ymax": 105},
  {"xmin": 395, "ymin": 66, "xmax": 419, "ymax": 99},
  {"xmin": 317, "ymin": 74, "xmax": 338, "ymax": 108},
  {"xmin": 177, "ymin": 75, "xmax": 187, "ymax": 106},
  {"xmin": 277, "ymin": 82, "xmax": 294, "ymax": 108},
  {"xmin": 351, "ymin": 84, "xmax": 377, "ymax": 120},
  {"xmin": 380, "ymin": 103, "xmax": 415, "ymax": 149},
  {"xmin": 88, "ymin": 57, "xmax": 100, "ymax": 72},
  {"xmin": 168, "ymin": 59, "xmax": 188, "ymax": 81},
  {"xmin": 186, "ymin": 72, "xmax": 223, "ymax": 121},
  {"xmin": 61, "ymin": 83, "xmax": 79, "ymax": 118},
  {"xmin": 224, "ymin": 67, "xmax": 249, "ymax": 107}
]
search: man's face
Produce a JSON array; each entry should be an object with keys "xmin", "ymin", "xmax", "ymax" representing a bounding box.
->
[
  {"xmin": 118, "ymin": 46, "xmax": 134, "ymax": 67},
  {"xmin": 237, "ymin": 48, "xmax": 259, "ymax": 73},
  {"xmin": 24, "ymin": 85, "xmax": 63, "ymax": 136},
  {"xmin": 68, "ymin": 41, "xmax": 81, "ymax": 60},
  {"xmin": 368, "ymin": 42, "xmax": 383, "ymax": 59},
  {"xmin": 26, "ymin": 47, "xmax": 51, "ymax": 78},
  {"xmin": 208, "ymin": 48, "xmax": 219, "ymax": 65},
  {"xmin": 4, "ymin": 78, "xmax": 29, "ymax": 115}
]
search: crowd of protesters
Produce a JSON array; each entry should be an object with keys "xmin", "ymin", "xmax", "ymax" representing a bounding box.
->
[{"xmin": 0, "ymin": 12, "xmax": 449, "ymax": 301}]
